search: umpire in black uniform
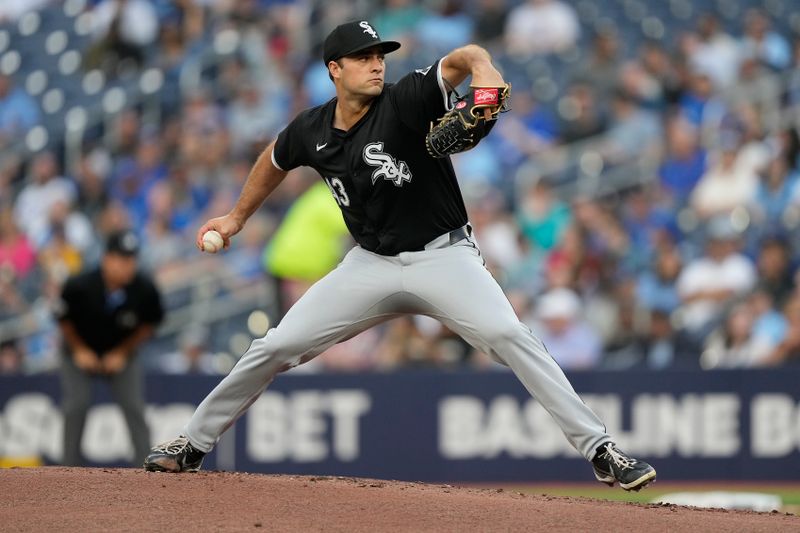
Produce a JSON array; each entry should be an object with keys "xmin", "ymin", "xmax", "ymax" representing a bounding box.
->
[{"xmin": 55, "ymin": 229, "xmax": 164, "ymax": 466}]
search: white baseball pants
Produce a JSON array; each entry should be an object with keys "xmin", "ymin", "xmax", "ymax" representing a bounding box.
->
[{"xmin": 185, "ymin": 231, "xmax": 611, "ymax": 460}]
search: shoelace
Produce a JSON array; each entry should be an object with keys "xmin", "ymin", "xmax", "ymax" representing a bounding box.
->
[
  {"xmin": 152, "ymin": 437, "xmax": 189, "ymax": 455},
  {"xmin": 600, "ymin": 444, "xmax": 635, "ymax": 470}
]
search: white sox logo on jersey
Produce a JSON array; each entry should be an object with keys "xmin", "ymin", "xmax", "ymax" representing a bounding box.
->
[
  {"xmin": 363, "ymin": 142, "xmax": 412, "ymax": 187},
  {"xmin": 359, "ymin": 21, "xmax": 378, "ymax": 39}
]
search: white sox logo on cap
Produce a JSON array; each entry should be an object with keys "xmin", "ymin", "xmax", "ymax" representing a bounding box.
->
[
  {"xmin": 322, "ymin": 20, "xmax": 401, "ymax": 65},
  {"xmin": 359, "ymin": 21, "xmax": 378, "ymax": 39}
]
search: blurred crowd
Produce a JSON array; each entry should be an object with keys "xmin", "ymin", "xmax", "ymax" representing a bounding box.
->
[{"xmin": 2, "ymin": 0, "xmax": 800, "ymax": 375}]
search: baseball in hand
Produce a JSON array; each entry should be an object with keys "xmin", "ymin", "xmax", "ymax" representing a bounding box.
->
[{"xmin": 202, "ymin": 230, "xmax": 224, "ymax": 253}]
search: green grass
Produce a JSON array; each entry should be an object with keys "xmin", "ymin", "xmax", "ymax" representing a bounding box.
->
[{"xmin": 498, "ymin": 483, "xmax": 800, "ymax": 508}]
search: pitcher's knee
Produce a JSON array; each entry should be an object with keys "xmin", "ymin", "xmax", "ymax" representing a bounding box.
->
[
  {"xmin": 239, "ymin": 329, "xmax": 312, "ymax": 373},
  {"xmin": 481, "ymin": 322, "xmax": 546, "ymax": 367},
  {"xmin": 482, "ymin": 321, "xmax": 528, "ymax": 350}
]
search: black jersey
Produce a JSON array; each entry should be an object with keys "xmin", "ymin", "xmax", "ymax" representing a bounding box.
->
[
  {"xmin": 272, "ymin": 59, "xmax": 469, "ymax": 256},
  {"xmin": 55, "ymin": 267, "xmax": 164, "ymax": 355}
]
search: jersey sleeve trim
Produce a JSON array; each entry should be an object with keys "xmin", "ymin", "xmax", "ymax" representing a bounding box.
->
[
  {"xmin": 270, "ymin": 147, "xmax": 285, "ymax": 171},
  {"xmin": 437, "ymin": 58, "xmax": 453, "ymax": 112}
]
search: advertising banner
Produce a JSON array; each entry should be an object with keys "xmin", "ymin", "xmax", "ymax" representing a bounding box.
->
[{"xmin": 1, "ymin": 369, "xmax": 799, "ymax": 482}]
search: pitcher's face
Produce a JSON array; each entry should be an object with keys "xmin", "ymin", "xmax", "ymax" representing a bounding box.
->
[{"xmin": 331, "ymin": 47, "xmax": 385, "ymax": 98}]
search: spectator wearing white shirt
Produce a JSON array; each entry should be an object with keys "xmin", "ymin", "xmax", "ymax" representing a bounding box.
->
[
  {"xmin": 689, "ymin": 14, "xmax": 741, "ymax": 90},
  {"xmin": 45, "ymin": 199, "xmax": 95, "ymax": 257},
  {"xmin": 0, "ymin": 0, "xmax": 49, "ymax": 23},
  {"xmin": 676, "ymin": 218, "xmax": 757, "ymax": 339},
  {"xmin": 504, "ymin": 0, "xmax": 579, "ymax": 56},
  {"xmin": 690, "ymin": 132, "xmax": 759, "ymax": 220},
  {"xmin": 90, "ymin": 0, "xmax": 159, "ymax": 48},
  {"xmin": 86, "ymin": 0, "xmax": 159, "ymax": 73},
  {"xmin": 13, "ymin": 152, "xmax": 77, "ymax": 249}
]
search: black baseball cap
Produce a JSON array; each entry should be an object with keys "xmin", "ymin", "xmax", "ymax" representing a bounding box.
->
[
  {"xmin": 323, "ymin": 20, "xmax": 401, "ymax": 65},
  {"xmin": 105, "ymin": 229, "xmax": 140, "ymax": 257}
]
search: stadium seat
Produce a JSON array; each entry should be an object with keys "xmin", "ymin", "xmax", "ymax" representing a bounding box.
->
[
  {"xmin": 0, "ymin": 50, "xmax": 21, "ymax": 76},
  {"xmin": 41, "ymin": 87, "xmax": 64, "ymax": 114},
  {"xmin": 63, "ymin": 0, "xmax": 86, "ymax": 19},
  {"xmin": 58, "ymin": 50, "xmax": 81, "ymax": 76},
  {"xmin": 45, "ymin": 30, "xmax": 68, "ymax": 56},
  {"xmin": 17, "ymin": 11, "xmax": 41, "ymax": 37},
  {"xmin": 25, "ymin": 69, "xmax": 48, "ymax": 96},
  {"xmin": 81, "ymin": 69, "xmax": 105, "ymax": 96}
]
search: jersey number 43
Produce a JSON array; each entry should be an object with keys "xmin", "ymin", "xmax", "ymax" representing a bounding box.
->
[{"xmin": 325, "ymin": 177, "xmax": 350, "ymax": 207}]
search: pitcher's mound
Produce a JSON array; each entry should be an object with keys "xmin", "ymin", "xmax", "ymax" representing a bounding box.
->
[{"xmin": 1, "ymin": 467, "xmax": 796, "ymax": 532}]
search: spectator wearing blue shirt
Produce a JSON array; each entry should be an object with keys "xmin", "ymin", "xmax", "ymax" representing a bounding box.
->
[
  {"xmin": 740, "ymin": 9, "xmax": 791, "ymax": 71},
  {"xmin": 620, "ymin": 188, "xmax": 679, "ymax": 272},
  {"xmin": 755, "ymin": 157, "xmax": 796, "ymax": 228},
  {"xmin": 788, "ymin": 39, "xmax": 800, "ymax": 108},
  {"xmin": 749, "ymin": 287, "xmax": 788, "ymax": 348},
  {"xmin": 494, "ymin": 89, "xmax": 559, "ymax": 168},
  {"xmin": 0, "ymin": 74, "xmax": 40, "ymax": 147},
  {"xmin": 415, "ymin": 0, "xmax": 474, "ymax": 59},
  {"xmin": 636, "ymin": 245, "xmax": 683, "ymax": 314},
  {"xmin": 109, "ymin": 140, "xmax": 167, "ymax": 231},
  {"xmin": 532, "ymin": 288, "xmax": 603, "ymax": 369},
  {"xmin": 679, "ymin": 71, "xmax": 715, "ymax": 127},
  {"xmin": 601, "ymin": 89, "xmax": 662, "ymax": 165},
  {"xmin": 658, "ymin": 118, "xmax": 706, "ymax": 206}
]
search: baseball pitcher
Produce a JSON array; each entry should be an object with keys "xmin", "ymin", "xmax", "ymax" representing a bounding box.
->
[{"xmin": 144, "ymin": 20, "xmax": 656, "ymax": 491}]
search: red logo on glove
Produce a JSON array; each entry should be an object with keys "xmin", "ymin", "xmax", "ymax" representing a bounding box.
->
[{"xmin": 474, "ymin": 88, "xmax": 499, "ymax": 106}]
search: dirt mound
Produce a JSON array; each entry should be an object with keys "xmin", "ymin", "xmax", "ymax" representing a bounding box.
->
[{"xmin": 1, "ymin": 467, "xmax": 797, "ymax": 532}]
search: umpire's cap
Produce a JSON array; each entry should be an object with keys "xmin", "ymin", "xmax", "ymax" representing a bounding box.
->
[
  {"xmin": 323, "ymin": 20, "xmax": 400, "ymax": 65},
  {"xmin": 105, "ymin": 229, "xmax": 140, "ymax": 257}
]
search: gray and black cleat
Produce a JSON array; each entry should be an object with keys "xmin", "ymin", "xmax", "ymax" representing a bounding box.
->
[
  {"xmin": 143, "ymin": 436, "xmax": 206, "ymax": 473},
  {"xmin": 591, "ymin": 442, "xmax": 656, "ymax": 491}
]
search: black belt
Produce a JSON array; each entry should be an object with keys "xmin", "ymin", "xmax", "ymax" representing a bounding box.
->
[
  {"xmin": 448, "ymin": 224, "xmax": 471, "ymax": 245},
  {"xmin": 424, "ymin": 224, "xmax": 471, "ymax": 250},
  {"xmin": 422, "ymin": 224, "xmax": 472, "ymax": 250}
]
